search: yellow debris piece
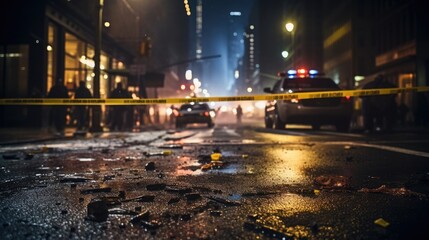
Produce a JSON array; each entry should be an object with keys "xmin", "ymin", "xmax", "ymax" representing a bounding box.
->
[
  {"xmin": 201, "ymin": 164, "xmax": 212, "ymax": 171},
  {"xmin": 162, "ymin": 150, "xmax": 172, "ymax": 156},
  {"xmin": 210, "ymin": 153, "xmax": 222, "ymax": 161},
  {"xmin": 374, "ymin": 218, "xmax": 390, "ymax": 228}
]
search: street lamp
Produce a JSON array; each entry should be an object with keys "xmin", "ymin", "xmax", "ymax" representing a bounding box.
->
[
  {"xmin": 285, "ymin": 22, "xmax": 294, "ymax": 32},
  {"xmin": 281, "ymin": 50, "xmax": 289, "ymax": 59},
  {"xmin": 90, "ymin": 0, "xmax": 104, "ymax": 132},
  {"xmin": 285, "ymin": 22, "xmax": 295, "ymax": 68}
]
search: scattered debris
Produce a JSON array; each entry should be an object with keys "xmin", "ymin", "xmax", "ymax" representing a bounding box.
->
[
  {"xmin": 314, "ymin": 175, "xmax": 351, "ymax": 189},
  {"xmin": 165, "ymin": 186, "xmax": 192, "ymax": 195},
  {"xmin": 129, "ymin": 210, "xmax": 150, "ymax": 224},
  {"xmin": 60, "ymin": 176, "xmax": 89, "ymax": 183},
  {"xmin": 145, "ymin": 162, "xmax": 156, "ymax": 171},
  {"xmin": 210, "ymin": 153, "xmax": 222, "ymax": 161},
  {"xmin": 146, "ymin": 183, "xmax": 166, "ymax": 191},
  {"xmin": 122, "ymin": 195, "xmax": 155, "ymax": 203},
  {"xmin": 86, "ymin": 199, "xmax": 109, "ymax": 222},
  {"xmin": 80, "ymin": 187, "xmax": 112, "ymax": 194},
  {"xmin": 103, "ymin": 175, "xmax": 115, "ymax": 181},
  {"xmin": 374, "ymin": 218, "xmax": 390, "ymax": 228},
  {"xmin": 143, "ymin": 150, "xmax": 172, "ymax": 157},
  {"xmin": 201, "ymin": 163, "xmax": 212, "ymax": 171},
  {"xmin": 99, "ymin": 196, "xmax": 122, "ymax": 206},
  {"xmin": 200, "ymin": 160, "xmax": 225, "ymax": 171},
  {"xmin": 158, "ymin": 144, "xmax": 183, "ymax": 149},
  {"xmin": 358, "ymin": 185, "xmax": 426, "ymax": 198},
  {"xmin": 108, "ymin": 208, "xmax": 138, "ymax": 216},
  {"xmin": 185, "ymin": 193, "xmax": 202, "ymax": 201}
]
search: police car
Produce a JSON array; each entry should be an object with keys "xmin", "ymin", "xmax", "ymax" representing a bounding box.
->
[
  {"xmin": 263, "ymin": 69, "xmax": 353, "ymax": 131},
  {"xmin": 175, "ymin": 103, "xmax": 215, "ymax": 128}
]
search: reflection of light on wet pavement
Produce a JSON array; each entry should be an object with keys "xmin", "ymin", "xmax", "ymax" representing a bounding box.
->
[
  {"xmin": 266, "ymin": 193, "xmax": 322, "ymax": 216},
  {"xmin": 0, "ymin": 131, "xmax": 166, "ymax": 152},
  {"xmin": 175, "ymin": 160, "xmax": 246, "ymax": 176},
  {"xmin": 266, "ymin": 148, "xmax": 312, "ymax": 184}
]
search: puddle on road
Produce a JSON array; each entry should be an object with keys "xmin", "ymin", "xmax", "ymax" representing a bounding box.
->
[{"xmin": 175, "ymin": 161, "xmax": 246, "ymax": 176}]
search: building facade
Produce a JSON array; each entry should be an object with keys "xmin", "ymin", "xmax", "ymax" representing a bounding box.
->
[
  {"xmin": 323, "ymin": 0, "xmax": 429, "ymax": 124},
  {"xmin": 1, "ymin": 0, "xmax": 136, "ymax": 128}
]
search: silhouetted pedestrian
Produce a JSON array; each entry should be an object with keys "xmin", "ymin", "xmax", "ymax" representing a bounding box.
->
[
  {"xmin": 362, "ymin": 74, "xmax": 397, "ymax": 132},
  {"xmin": 48, "ymin": 78, "xmax": 69, "ymax": 135},
  {"xmin": 109, "ymin": 83, "xmax": 128, "ymax": 131},
  {"xmin": 169, "ymin": 105, "xmax": 178, "ymax": 126},
  {"xmin": 236, "ymin": 104, "xmax": 243, "ymax": 124},
  {"xmin": 74, "ymin": 81, "xmax": 92, "ymax": 131}
]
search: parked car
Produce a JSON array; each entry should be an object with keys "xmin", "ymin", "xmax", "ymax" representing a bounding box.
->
[
  {"xmin": 176, "ymin": 103, "xmax": 214, "ymax": 128},
  {"xmin": 263, "ymin": 69, "xmax": 353, "ymax": 131}
]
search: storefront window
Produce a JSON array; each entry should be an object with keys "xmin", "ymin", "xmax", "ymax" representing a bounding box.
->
[
  {"xmin": 110, "ymin": 57, "xmax": 128, "ymax": 94},
  {"xmin": 84, "ymin": 44, "xmax": 95, "ymax": 93},
  {"xmin": 99, "ymin": 53, "xmax": 109, "ymax": 98},
  {"xmin": 64, "ymin": 39, "xmax": 111, "ymax": 100},
  {"xmin": 65, "ymin": 32, "xmax": 85, "ymax": 94}
]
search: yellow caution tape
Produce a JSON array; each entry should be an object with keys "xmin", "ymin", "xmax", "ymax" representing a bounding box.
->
[{"xmin": 0, "ymin": 86, "xmax": 428, "ymax": 106}]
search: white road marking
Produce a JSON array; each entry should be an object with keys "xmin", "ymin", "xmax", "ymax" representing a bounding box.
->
[{"xmin": 323, "ymin": 141, "xmax": 429, "ymax": 158}]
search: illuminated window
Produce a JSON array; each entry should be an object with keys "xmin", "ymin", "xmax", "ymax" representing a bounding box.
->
[
  {"xmin": 65, "ymin": 32, "xmax": 85, "ymax": 92},
  {"xmin": 47, "ymin": 23, "xmax": 57, "ymax": 93}
]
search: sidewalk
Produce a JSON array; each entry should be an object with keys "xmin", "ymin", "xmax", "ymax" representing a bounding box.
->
[
  {"xmin": 0, "ymin": 124, "xmax": 169, "ymax": 145},
  {"xmin": 0, "ymin": 127, "xmax": 76, "ymax": 145}
]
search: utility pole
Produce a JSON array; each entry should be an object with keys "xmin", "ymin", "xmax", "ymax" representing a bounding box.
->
[{"xmin": 90, "ymin": 0, "xmax": 104, "ymax": 132}]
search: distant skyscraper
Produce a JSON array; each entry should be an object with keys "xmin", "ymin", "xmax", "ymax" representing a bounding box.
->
[
  {"xmin": 227, "ymin": 11, "xmax": 244, "ymax": 92},
  {"xmin": 196, "ymin": 0, "xmax": 203, "ymax": 60},
  {"xmin": 188, "ymin": 0, "xmax": 254, "ymax": 96}
]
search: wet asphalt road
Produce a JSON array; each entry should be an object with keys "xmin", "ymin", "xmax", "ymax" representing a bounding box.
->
[{"xmin": 0, "ymin": 124, "xmax": 429, "ymax": 239}]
